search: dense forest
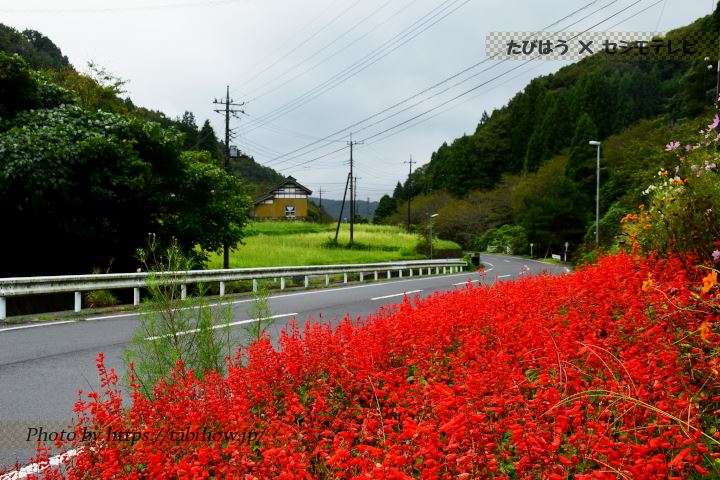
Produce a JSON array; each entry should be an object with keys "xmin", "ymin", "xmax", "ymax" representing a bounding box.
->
[
  {"xmin": 0, "ymin": 23, "xmax": 286, "ymax": 277},
  {"xmin": 374, "ymin": 6, "xmax": 720, "ymax": 258}
]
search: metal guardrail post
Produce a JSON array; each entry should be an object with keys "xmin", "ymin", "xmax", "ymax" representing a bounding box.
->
[
  {"xmin": 304, "ymin": 276, "xmax": 309, "ymax": 288},
  {"xmin": 133, "ymin": 288, "xmax": 140, "ymax": 305},
  {"xmin": 359, "ymin": 272, "xmax": 364, "ymax": 282},
  {"xmin": 74, "ymin": 292, "xmax": 81, "ymax": 313},
  {"xmin": 399, "ymin": 270, "xmax": 403, "ymax": 278},
  {"xmin": 386, "ymin": 270, "xmax": 391, "ymax": 279},
  {"xmin": 219, "ymin": 282, "xmax": 225, "ymax": 297},
  {"xmin": 343, "ymin": 273, "xmax": 348, "ymax": 284},
  {"xmin": 374, "ymin": 271, "xmax": 378, "ymax": 280},
  {"xmin": 0, "ymin": 297, "xmax": 6, "ymax": 320},
  {"xmin": 180, "ymin": 285, "xmax": 187, "ymax": 300},
  {"xmin": 253, "ymin": 279, "xmax": 258, "ymax": 293},
  {"xmin": 280, "ymin": 277, "xmax": 285, "ymax": 290},
  {"xmin": 325, "ymin": 274, "xmax": 329, "ymax": 286}
]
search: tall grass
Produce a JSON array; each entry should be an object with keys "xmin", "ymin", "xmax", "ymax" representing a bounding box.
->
[{"xmin": 206, "ymin": 222, "xmax": 460, "ymax": 268}]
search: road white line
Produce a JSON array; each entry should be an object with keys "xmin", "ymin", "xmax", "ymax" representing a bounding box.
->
[
  {"xmin": 497, "ymin": 274, "xmax": 512, "ymax": 278},
  {"xmin": 453, "ymin": 280, "xmax": 479, "ymax": 286},
  {"xmin": 370, "ymin": 290, "xmax": 422, "ymax": 301},
  {"xmin": 0, "ymin": 320, "xmax": 76, "ymax": 333},
  {"xmin": 145, "ymin": 313, "xmax": 298, "ymax": 341},
  {"xmin": 86, "ymin": 311, "xmax": 140, "ymax": 321},
  {"xmin": 503, "ymin": 259, "xmax": 510, "ymax": 263},
  {"xmin": 0, "ymin": 448, "xmax": 80, "ymax": 480}
]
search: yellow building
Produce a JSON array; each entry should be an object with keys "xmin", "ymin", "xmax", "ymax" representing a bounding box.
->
[{"xmin": 252, "ymin": 176, "xmax": 313, "ymax": 220}]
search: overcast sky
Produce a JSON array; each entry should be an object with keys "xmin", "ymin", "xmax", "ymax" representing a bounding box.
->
[{"xmin": 1, "ymin": 0, "xmax": 715, "ymax": 200}]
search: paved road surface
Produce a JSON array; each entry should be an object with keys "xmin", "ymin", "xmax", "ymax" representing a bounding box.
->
[{"xmin": 0, "ymin": 254, "xmax": 568, "ymax": 470}]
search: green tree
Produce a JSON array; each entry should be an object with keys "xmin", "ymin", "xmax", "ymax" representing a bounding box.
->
[
  {"xmin": 566, "ymin": 113, "xmax": 600, "ymax": 195},
  {"xmin": 373, "ymin": 195, "xmax": 397, "ymax": 224},
  {"xmin": 197, "ymin": 119, "xmax": 223, "ymax": 164},
  {"xmin": 0, "ymin": 53, "xmax": 74, "ymax": 120},
  {"xmin": 0, "ymin": 24, "xmax": 70, "ymax": 70},
  {"xmin": 0, "ymin": 104, "xmax": 250, "ymax": 276},
  {"xmin": 178, "ymin": 110, "xmax": 199, "ymax": 149},
  {"xmin": 49, "ymin": 63, "xmax": 129, "ymax": 114}
]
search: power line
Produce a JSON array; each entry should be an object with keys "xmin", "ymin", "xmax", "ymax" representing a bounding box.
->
[
  {"xmin": 357, "ymin": 0, "xmax": 644, "ymax": 144},
  {"xmin": 251, "ymin": 0, "xmax": 649, "ymax": 176},
  {"xmin": 244, "ymin": 0, "xmax": 401, "ymax": 102},
  {"xmin": 363, "ymin": 0, "xmax": 668, "ymax": 147},
  {"xmin": 0, "ymin": 0, "xmax": 244, "ymax": 13},
  {"xmin": 257, "ymin": 0, "xmax": 607, "ymax": 168},
  {"xmin": 247, "ymin": 0, "xmax": 471, "ymax": 132},
  {"xmin": 234, "ymin": 0, "xmax": 364, "ymax": 94}
]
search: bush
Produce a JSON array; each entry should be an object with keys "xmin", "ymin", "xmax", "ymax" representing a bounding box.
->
[
  {"xmin": 473, "ymin": 224, "xmax": 528, "ymax": 255},
  {"xmin": 124, "ymin": 236, "xmax": 234, "ymax": 399},
  {"xmin": 620, "ymin": 114, "xmax": 720, "ymax": 261},
  {"xmin": 84, "ymin": 290, "xmax": 120, "ymax": 309}
]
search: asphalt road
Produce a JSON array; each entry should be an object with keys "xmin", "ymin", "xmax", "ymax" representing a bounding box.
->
[{"xmin": 0, "ymin": 254, "xmax": 569, "ymax": 470}]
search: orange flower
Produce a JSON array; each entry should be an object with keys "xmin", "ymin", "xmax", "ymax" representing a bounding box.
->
[
  {"xmin": 642, "ymin": 274, "xmax": 653, "ymax": 292},
  {"xmin": 698, "ymin": 320, "xmax": 713, "ymax": 341},
  {"xmin": 701, "ymin": 270, "xmax": 718, "ymax": 294}
]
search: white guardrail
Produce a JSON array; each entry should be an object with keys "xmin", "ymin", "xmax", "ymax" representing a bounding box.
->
[{"xmin": 0, "ymin": 259, "xmax": 467, "ymax": 320}]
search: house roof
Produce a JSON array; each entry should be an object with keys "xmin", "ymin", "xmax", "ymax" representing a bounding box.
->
[{"xmin": 253, "ymin": 176, "xmax": 313, "ymax": 204}]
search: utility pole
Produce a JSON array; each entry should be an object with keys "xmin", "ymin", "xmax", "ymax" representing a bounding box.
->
[
  {"xmin": 334, "ymin": 173, "xmax": 351, "ymax": 242},
  {"xmin": 354, "ymin": 176, "xmax": 359, "ymax": 222},
  {"xmin": 318, "ymin": 187, "xmax": 323, "ymax": 211},
  {"xmin": 347, "ymin": 135, "xmax": 363, "ymax": 245},
  {"xmin": 403, "ymin": 155, "xmax": 415, "ymax": 231},
  {"xmin": 213, "ymin": 85, "xmax": 244, "ymax": 269}
]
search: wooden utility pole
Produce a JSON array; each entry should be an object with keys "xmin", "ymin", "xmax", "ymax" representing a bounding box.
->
[
  {"xmin": 403, "ymin": 155, "xmax": 415, "ymax": 231},
  {"xmin": 347, "ymin": 135, "xmax": 363, "ymax": 245},
  {"xmin": 213, "ymin": 85, "xmax": 244, "ymax": 268},
  {"xmin": 334, "ymin": 173, "xmax": 351, "ymax": 242},
  {"xmin": 353, "ymin": 176, "xmax": 360, "ymax": 221}
]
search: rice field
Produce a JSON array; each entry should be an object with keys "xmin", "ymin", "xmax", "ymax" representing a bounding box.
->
[{"xmin": 205, "ymin": 222, "xmax": 461, "ymax": 268}]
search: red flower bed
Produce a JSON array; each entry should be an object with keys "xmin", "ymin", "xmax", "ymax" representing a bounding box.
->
[{"xmin": 24, "ymin": 253, "xmax": 720, "ymax": 478}]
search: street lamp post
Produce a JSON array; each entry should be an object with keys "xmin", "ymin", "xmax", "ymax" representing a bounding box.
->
[
  {"xmin": 589, "ymin": 140, "xmax": 601, "ymax": 246},
  {"xmin": 429, "ymin": 213, "xmax": 438, "ymax": 259}
]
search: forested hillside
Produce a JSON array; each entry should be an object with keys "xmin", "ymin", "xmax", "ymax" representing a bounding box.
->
[
  {"xmin": 0, "ymin": 24, "xmax": 283, "ymax": 277},
  {"xmin": 375, "ymin": 7, "xmax": 720, "ymax": 258}
]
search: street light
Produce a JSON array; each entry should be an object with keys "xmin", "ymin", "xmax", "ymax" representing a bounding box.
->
[
  {"xmin": 429, "ymin": 213, "xmax": 439, "ymax": 259},
  {"xmin": 589, "ymin": 140, "xmax": 601, "ymax": 246}
]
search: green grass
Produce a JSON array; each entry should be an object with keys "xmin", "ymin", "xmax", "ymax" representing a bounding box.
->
[{"xmin": 206, "ymin": 222, "xmax": 461, "ymax": 268}]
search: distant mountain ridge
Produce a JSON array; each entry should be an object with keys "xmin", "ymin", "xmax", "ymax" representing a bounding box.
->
[{"xmin": 309, "ymin": 197, "xmax": 378, "ymax": 221}]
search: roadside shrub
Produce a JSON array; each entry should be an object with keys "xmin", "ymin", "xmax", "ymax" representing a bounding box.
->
[
  {"xmin": 621, "ymin": 114, "xmax": 720, "ymax": 258},
  {"xmin": 123, "ymin": 236, "xmax": 234, "ymax": 399},
  {"xmin": 473, "ymin": 223, "xmax": 528, "ymax": 254},
  {"xmin": 84, "ymin": 290, "xmax": 120, "ymax": 309}
]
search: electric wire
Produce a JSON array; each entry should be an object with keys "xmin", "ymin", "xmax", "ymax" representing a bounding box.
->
[
  {"xmin": 258, "ymin": 0, "xmax": 609, "ymax": 168},
  {"xmin": 246, "ymin": 0, "xmax": 472, "ymax": 130}
]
